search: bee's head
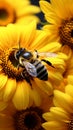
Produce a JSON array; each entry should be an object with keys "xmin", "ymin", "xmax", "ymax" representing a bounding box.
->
[
  {"xmin": 14, "ymin": 48, "xmax": 25, "ymax": 60},
  {"xmin": 14, "ymin": 48, "xmax": 33, "ymax": 61}
]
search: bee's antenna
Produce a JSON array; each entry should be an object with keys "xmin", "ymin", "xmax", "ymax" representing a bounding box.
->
[{"xmin": 13, "ymin": 42, "xmax": 21, "ymax": 53}]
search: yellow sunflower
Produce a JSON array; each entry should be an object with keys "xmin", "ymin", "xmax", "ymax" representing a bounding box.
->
[
  {"xmin": 0, "ymin": 104, "xmax": 46, "ymax": 130},
  {"xmin": 0, "ymin": 0, "xmax": 40, "ymax": 26},
  {"xmin": 0, "ymin": 21, "xmax": 68, "ymax": 111},
  {"xmin": 40, "ymin": 0, "xmax": 73, "ymax": 48},
  {"xmin": 42, "ymin": 75, "xmax": 73, "ymax": 130}
]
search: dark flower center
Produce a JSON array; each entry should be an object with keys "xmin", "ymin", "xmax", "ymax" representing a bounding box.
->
[
  {"xmin": 0, "ymin": 49, "xmax": 24, "ymax": 81},
  {"xmin": 24, "ymin": 112, "xmax": 41, "ymax": 129},
  {"xmin": 59, "ymin": 18, "xmax": 73, "ymax": 48},
  {"xmin": 0, "ymin": 1, "xmax": 16, "ymax": 25},
  {"xmin": 13, "ymin": 107, "xmax": 45, "ymax": 130},
  {"xmin": 0, "ymin": 9, "xmax": 8, "ymax": 19}
]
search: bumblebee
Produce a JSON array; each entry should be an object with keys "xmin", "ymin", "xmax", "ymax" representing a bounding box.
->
[{"xmin": 14, "ymin": 48, "xmax": 56, "ymax": 85}]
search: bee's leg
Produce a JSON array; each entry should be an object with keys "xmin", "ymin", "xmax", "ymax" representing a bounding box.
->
[
  {"xmin": 41, "ymin": 59, "xmax": 55, "ymax": 68},
  {"xmin": 25, "ymin": 76, "xmax": 32, "ymax": 86},
  {"xmin": 21, "ymin": 70, "xmax": 32, "ymax": 86},
  {"xmin": 17, "ymin": 64, "xmax": 21, "ymax": 70}
]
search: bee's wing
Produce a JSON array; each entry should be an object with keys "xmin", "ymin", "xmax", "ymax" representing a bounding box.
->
[
  {"xmin": 38, "ymin": 52, "xmax": 57, "ymax": 57},
  {"xmin": 23, "ymin": 61, "xmax": 37, "ymax": 77}
]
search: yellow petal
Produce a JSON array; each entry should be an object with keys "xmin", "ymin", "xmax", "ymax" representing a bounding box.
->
[
  {"xmin": 38, "ymin": 42, "xmax": 61, "ymax": 52},
  {"xmin": 57, "ymin": 52, "xmax": 68, "ymax": 60},
  {"xmin": 67, "ymin": 75, "xmax": 73, "ymax": 85},
  {"xmin": 0, "ymin": 74, "xmax": 7, "ymax": 90},
  {"xmin": 65, "ymin": 84, "xmax": 73, "ymax": 98},
  {"xmin": 20, "ymin": 5, "xmax": 40, "ymax": 14},
  {"xmin": 21, "ymin": 21, "xmax": 36, "ymax": 46},
  {"xmin": 50, "ymin": 107, "xmax": 70, "ymax": 122},
  {"xmin": 49, "ymin": 71, "xmax": 63, "ymax": 86},
  {"xmin": 17, "ymin": 15, "xmax": 40, "ymax": 25},
  {"xmin": 43, "ymin": 107, "xmax": 70, "ymax": 123},
  {"xmin": 16, "ymin": 3, "xmax": 40, "ymax": 16},
  {"xmin": 43, "ymin": 112, "xmax": 54, "ymax": 121},
  {"xmin": 54, "ymin": 90, "xmax": 73, "ymax": 113},
  {"xmin": 12, "ymin": 81, "xmax": 29, "ymax": 110},
  {"xmin": 0, "ymin": 101, "xmax": 8, "ymax": 111},
  {"xmin": 45, "ymin": 12, "xmax": 61, "ymax": 24},
  {"xmin": 0, "ymin": 25, "xmax": 18, "ymax": 49},
  {"xmin": 51, "ymin": 0, "xmax": 69, "ymax": 18},
  {"xmin": 3, "ymin": 78, "xmax": 16, "ymax": 102},
  {"xmin": 30, "ymin": 30, "xmax": 49, "ymax": 50},
  {"xmin": 7, "ymin": 22, "xmax": 36, "ymax": 48},
  {"xmin": 40, "ymin": 1, "xmax": 53, "ymax": 14},
  {"xmin": 61, "ymin": 45, "xmax": 72, "ymax": 59},
  {"xmin": 29, "ymin": 87, "xmax": 41, "ymax": 106},
  {"xmin": 34, "ymin": 78, "xmax": 53, "ymax": 96},
  {"xmin": 42, "ymin": 121, "xmax": 65, "ymax": 130},
  {"xmin": 47, "ymin": 57, "xmax": 66, "ymax": 65}
]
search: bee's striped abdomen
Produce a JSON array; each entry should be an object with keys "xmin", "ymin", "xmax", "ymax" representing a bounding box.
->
[{"xmin": 33, "ymin": 60, "xmax": 48, "ymax": 81}]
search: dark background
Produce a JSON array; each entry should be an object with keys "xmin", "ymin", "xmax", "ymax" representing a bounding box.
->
[{"xmin": 30, "ymin": 0, "xmax": 50, "ymax": 29}]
